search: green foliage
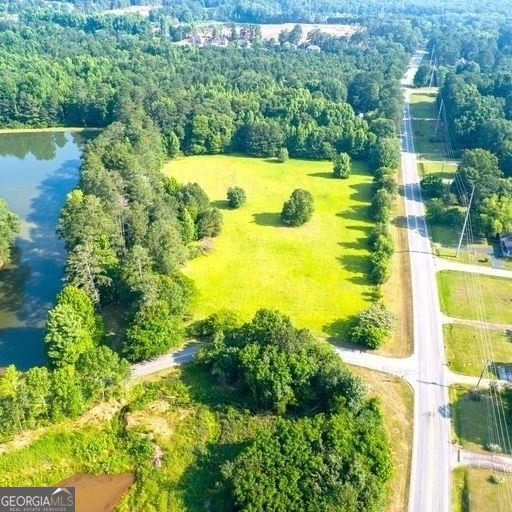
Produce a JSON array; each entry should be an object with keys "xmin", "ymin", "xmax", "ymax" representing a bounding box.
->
[
  {"xmin": 349, "ymin": 303, "xmax": 397, "ymax": 349},
  {"xmin": 196, "ymin": 207, "xmax": 223, "ymax": 238},
  {"xmin": 420, "ymin": 173, "xmax": 445, "ymax": 198},
  {"xmin": 370, "ymin": 188, "xmax": 394, "ymax": 223},
  {"xmin": 0, "ymin": 198, "xmax": 20, "ymax": 269},
  {"xmin": 226, "ymin": 186, "xmax": 247, "ymax": 209},
  {"xmin": 44, "ymin": 285, "xmax": 104, "ymax": 368},
  {"xmin": 122, "ymin": 300, "xmax": 183, "ymax": 362},
  {"xmin": 478, "ymin": 194, "xmax": 512, "ymax": 236},
  {"xmin": 77, "ymin": 346, "xmax": 130, "ymax": 401},
  {"xmin": 189, "ymin": 309, "xmax": 242, "ymax": 342},
  {"xmin": 333, "ymin": 151, "xmax": 351, "ymax": 179},
  {"xmin": 452, "ymin": 148, "xmax": 503, "ymax": 211},
  {"xmin": 49, "ymin": 365, "xmax": 86, "ymax": 420},
  {"xmin": 226, "ymin": 407, "xmax": 391, "ymax": 512},
  {"xmin": 371, "ymin": 138, "xmax": 401, "ymax": 170},
  {"xmin": 198, "ymin": 309, "xmax": 366, "ymax": 415},
  {"xmin": 281, "ymin": 188, "xmax": 314, "ymax": 226},
  {"xmin": 276, "ymin": 147, "xmax": 289, "ymax": 162}
]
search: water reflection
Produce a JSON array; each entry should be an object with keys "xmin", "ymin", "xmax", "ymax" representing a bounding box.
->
[{"xmin": 0, "ymin": 132, "xmax": 86, "ymax": 369}]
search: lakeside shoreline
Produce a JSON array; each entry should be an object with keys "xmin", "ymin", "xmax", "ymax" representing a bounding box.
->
[{"xmin": 0, "ymin": 127, "xmax": 102, "ymax": 134}]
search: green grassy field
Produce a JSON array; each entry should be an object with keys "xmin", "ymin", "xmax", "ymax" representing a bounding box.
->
[
  {"xmin": 417, "ymin": 160, "xmax": 457, "ymax": 178},
  {"xmin": 409, "ymin": 93, "xmax": 437, "ymax": 119},
  {"xmin": 164, "ymin": 155, "xmax": 373, "ymax": 338},
  {"xmin": 444, "ymin": 324, "xmax": 512, "ymax": 378},
  {"xmin": 450, "ymin": 385, "xmax": 492, "ymax": 452},
  {"xmin": 437, "ymin": 271, "xmax": 512, "ymax": 324},
  {"xmin": 452, "ymin": 467, "xmax": 512, "ymax": 512},
  {"xmin": 409, "ymin": 93, "xmax": 444, "ymax": 159}
]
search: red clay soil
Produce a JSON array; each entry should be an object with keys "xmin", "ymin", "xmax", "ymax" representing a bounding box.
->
[{"xmin": 56, "ymin": 473, "xmax": 135, "ymax": 512}]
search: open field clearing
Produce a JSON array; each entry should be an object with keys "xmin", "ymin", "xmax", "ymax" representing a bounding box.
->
[
  {"xmin": 438, "ymin": 271, "xmax": 512, "ymax": 324},
  {"xmin": 452, "ymin": 467, "xmax": 512, "ymax": 512},
  {"xmin": 444, "ymin": 324, "xmax": 512, "ymax": 378},
  {"xmin": 450, "ymin": 385, "xmax": 493, "ymax": 452},
  {"xmin": 348, "ymin": 366, "xmax": 413, "ymax": 512},
  {"xmin": 164, "ymin": 155, "xmax": 373, "ymax": 338},
  {"xmin": 257, "ymin": 22, "xmax": 360, "ymax": 42}
]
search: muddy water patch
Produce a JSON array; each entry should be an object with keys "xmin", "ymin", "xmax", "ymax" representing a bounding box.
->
[{"xmin": 56, "ymin": 472, "xmax": 135, "ymax": 512}]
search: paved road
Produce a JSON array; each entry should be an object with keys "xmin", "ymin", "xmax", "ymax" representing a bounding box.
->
[
  {"xmin": 130, "ymin": 343, "xmax": 199, "ymax": 379},
  {"xmin": 400, "ymin": 51, "xmax": 452, "ymax": 512},
  {"xmin": 435, "ymin": 257, "xmax": 512, "ymax": 278},
  {"xmin": 454, "ymin": 448, "xmax": 512, "ymax": 473}
]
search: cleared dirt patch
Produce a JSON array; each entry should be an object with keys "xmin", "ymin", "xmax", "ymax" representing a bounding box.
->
[
  {"xmin": 56, "ymin": 473, "xmax": 134, "ymax": 512},
  {"xmin": 258, "ymin": 23, "xmax": 361, "ymax": 42}
]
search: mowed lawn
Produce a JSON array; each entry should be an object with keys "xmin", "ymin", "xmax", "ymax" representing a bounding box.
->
[
  {"xmin": 444, "ymin": 324, "xmax": 512, "ymax": 378},
  {"xmin": 437, "ymin": 271, "xmax": 512, "ymax": 324},
  {"xmin": 164, "ymin": 155, "xmax": 373, "ymax": 337},
  {"xmin": 452, "ymin": 467, "xmax": 512, "ymax": 512}
]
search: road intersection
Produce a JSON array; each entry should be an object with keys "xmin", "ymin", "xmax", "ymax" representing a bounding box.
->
[{"xmin": 131, "ymin": 51, "xmax": 512, "ymax": 511}]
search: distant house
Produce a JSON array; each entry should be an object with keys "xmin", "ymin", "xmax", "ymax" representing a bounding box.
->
[
  {"xmin": 499, "ymin": 232, "xmax": 512, "ymax": 256},
  {"xmin": 306, "ymin": 44, "xmax": 321, "ymax": 52}
]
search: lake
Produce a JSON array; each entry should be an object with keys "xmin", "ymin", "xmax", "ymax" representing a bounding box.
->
[{"xmin": 0, "ymin": 131, "xmax": 87, "ymax": 370}]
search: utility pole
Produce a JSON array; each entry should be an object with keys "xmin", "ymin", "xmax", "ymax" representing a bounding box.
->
[
  {"xmin": 476, "ymin": 361, "xmax": 489, "ymax": 389},
  {"xmin": 434, "ymin": 98, "xmax": 444, "ymax": 137},
  {"xmin": 456, "ymin": 185, "xmax": 475, "ymax": 258}
]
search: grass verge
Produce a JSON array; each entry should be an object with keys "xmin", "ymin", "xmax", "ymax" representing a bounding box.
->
[
  {"xmin": 444, "ymin": 324, "xmax": 512, "ymax": 378},
  {"xmin": 382, "ymin": 165, "xmax": 413, "ymax": 357},
  {"xmin": 452, "ymin": 467, "xmax": 512, "ymax": 512},
  {"xmin": 348, "ymin": 366, "xmax": 413, "ymax": 512},
  {"xmin": 438, "ymin": 271, "xmax": 512, "ymax": 324},
  {"xmin": 164, "ymin": 154, "xmax": 373, "ymax": 339}
]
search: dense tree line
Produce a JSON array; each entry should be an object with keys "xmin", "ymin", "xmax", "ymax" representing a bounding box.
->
[
  {"xmin": 196, "ymin": 309, "xmax": 392, "ymax": 510},
  {"xmin": 415, "ymin": 15, "xmax": 512, "ymax": 238},
  {"xmin": 4, "ymin": 0, "xmax": 511, "ymax": 20},
  {"xmin": 0, "ymin": 11, "xmax": 415, "ymax": 161},
  {"xmin": 57, "ymin": 111, "xmax": 223, "ymax": 361}
]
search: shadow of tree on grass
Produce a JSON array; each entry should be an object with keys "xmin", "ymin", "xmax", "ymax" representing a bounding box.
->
[
  {"xmin": 307, "ymin": 171, "xmax": 333, "ymax": 179},
  {"xmin": 210, "ymin": 200, "xmax": 231, "ymax": 210},
  {"xmin": 252, "ymin": 212, "xmax": 281, "ymax": 227}
]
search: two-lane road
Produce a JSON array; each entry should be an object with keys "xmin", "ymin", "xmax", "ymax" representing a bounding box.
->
[{"xmin": 401, "ymin": 53, "xmax": 451, "ymax": 512}]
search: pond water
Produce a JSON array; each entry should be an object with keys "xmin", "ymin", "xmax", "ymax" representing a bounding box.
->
[
  {"xmin": 0, "ymin": 132, "xmax": 87, "ymax": 370},
  {"xmin": 56, "ymin": 472, "xmax": 135, "ymax": 512}
]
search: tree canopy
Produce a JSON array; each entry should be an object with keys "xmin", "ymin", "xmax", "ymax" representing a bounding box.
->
[{"xmin": 281, "ymin": 188, "xmax": 315, "ymax": 226}]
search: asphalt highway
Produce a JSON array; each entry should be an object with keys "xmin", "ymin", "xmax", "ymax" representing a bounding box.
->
[{"xmin": 401, "ymin": 51, "xmax": 451, "ymax": 512}]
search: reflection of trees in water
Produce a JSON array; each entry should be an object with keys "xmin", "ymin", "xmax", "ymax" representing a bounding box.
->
[
  {"xmin": 0, "ymin": 246, "xmax": 30, "ymax": 313},
  {"xmin": 0, "ymin": 158, "xmax": 79, "ymax": 369},
  {"xmin": 0, "ymin": 131, "xmax": 94, "ymax": 160},
  {"xmin": 17, "ymin": 159, "xmax": 78, "ymax": 326}
]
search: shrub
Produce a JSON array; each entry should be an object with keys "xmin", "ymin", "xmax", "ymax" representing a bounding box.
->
[
  {"xmin": 349, "ymin": 303, "xmax": 397, "ymax": 349},
  {"xmin": 281, "ymin": 189, "xmax": 314, "ymax": 226},
  {"xmin": 227, "ymin": 186, "xmax": 247, "ymax": 208}
]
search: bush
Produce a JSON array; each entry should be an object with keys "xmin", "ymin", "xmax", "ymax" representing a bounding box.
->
[
  {"xmin": 227, "ymin": 186, "xmax": 247, "ymax": 208},
  {"xmin": 349, "ymin": 303, "xmax": 397, "ymax": 349},
  {"xmin": 276, "ymin": 147, "xmax": 289, "ymax": 162},
  {"xmin": 281, "ymin": 189, "xmax": 314, "ymax": 226},
  {"xmin": 420, "ymin": 174, "xmax": 445, "ymax": 198},
  {"xmin": 333, "ymin": 152, "xmax": 351, "ymax": 179},
  {"xmin": 196, "ymin": 207, "xmax": 223, "ymax": 238},
  {"xmin": 489, "ymin": 474, "xmax": 505, "ymax": 484}
]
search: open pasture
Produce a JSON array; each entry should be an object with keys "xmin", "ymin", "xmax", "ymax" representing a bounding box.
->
[{"xmin": 164, "ymin": 155, "xmax": 373, "ymax": 338}]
